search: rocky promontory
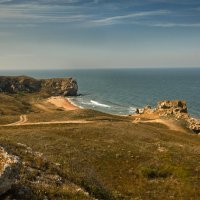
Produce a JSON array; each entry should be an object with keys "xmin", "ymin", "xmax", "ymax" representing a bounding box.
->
[
  {"xmin": 136, "ymin": 100, "xmax": 200, "ymax": 134},
  {"xmin": 0, "ymin": 76, "xmax": 78, "ymax": 96}
]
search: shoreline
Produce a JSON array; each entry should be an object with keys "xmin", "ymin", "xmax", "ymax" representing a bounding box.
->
[
  {"xmin": 66, "ymin": 97, "xmax": 84, "ymax": 109},
  {"xmin": 47, "ymin": 96, "xmax": 80, "ymax": 111}
]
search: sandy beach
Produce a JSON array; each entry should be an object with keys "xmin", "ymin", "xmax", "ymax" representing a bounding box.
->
[{"xmin": 47, "ymin": 96, "xmax": 80, "ymax": 111}]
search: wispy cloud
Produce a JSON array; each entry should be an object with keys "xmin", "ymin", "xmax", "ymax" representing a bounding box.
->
[
  {"xmin": 152, "ymin": 22, "xmax": 200, "ymax": 27},
  {"xmin": 0, "ymin": 3, "xmax": 91, "ymax": 24},
  {"xmin": 0, "ymin": 0, "xmax": 13, "ymax": 3},
  {"xmin": 0, "ymin": 0, "xmax": 199, "ymax": 28},
  {"xmin": 91, "ymin": 10, "xmax": 170, "ymax": 26}
]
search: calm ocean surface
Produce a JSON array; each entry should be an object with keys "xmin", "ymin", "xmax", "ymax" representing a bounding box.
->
[{"xmin": 1, "ymin": 68, "xmax": 200, "ymax": 117}]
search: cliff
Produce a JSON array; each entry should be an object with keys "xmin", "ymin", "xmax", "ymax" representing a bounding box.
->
[
  {"xmin": 0, "ymin": 76, "xmax": 78, "ymax": 96},
  {"xmin": 41, "ymin": 78, "xmax": 78, "ymax": 96}
]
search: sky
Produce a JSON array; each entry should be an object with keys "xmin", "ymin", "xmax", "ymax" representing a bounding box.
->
[{"xmin": 0, "ymin": 0, "xmax": 200, "ymax": 69}]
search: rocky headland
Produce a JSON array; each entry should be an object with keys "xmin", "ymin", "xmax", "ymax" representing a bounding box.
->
[
  {"xmin": 0, "ymin": 76, "xmax": 78, "ymax": 96},
  {"xmin": 136, "ymin": 100, "xmax": 200, "ymax": 134}
]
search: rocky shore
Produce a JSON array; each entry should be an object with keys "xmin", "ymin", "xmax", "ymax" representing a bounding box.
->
[
  {"xmin": 136, "ymin": 100, "xmax": 200, "ymax": 134},
  {"xmin": 0, "ymin": 76, "xmax": 78, "ymax": 96}
]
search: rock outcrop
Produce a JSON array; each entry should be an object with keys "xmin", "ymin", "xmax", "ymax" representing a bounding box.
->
[
  {"xmin": 136, "ymin": 100, "xmax": 200, "ymax": 134},
  {"xmin": 157, "ymin": 100, "xmax": 188, "ymax": 118},
  {"xmin": 0, "ymin": 76, "xmax": 78, "ymax": 96},
  {"xmin": 0, "ymin": 146, "xmax": 19, "ymax": 196},
  {"xmin": 41, "ymin": 78, "xmax": 78, "ymax": 96},
  {"xmin": 0, "ymin": 76, "xmax": 41, "ymax": 93},
  {"xmin": 136, "ymin": 105, "xmax": 155, "ymax": 114},
  {"xmin": 187, "ymin": 118, "xmax": 200, "ymax": 134}
]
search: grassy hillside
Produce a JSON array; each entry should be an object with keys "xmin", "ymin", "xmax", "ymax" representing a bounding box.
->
[{"xmin": 0, "ymin": 93, "xmax": 200, "ymax": 199}]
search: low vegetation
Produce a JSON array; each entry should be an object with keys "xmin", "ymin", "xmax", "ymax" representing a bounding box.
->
[{"xmin": 0, "ymin": 93, "xmax": 200, "ymax": 199}]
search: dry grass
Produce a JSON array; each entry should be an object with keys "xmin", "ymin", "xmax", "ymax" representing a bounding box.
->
[
  {"xmin": 1, "ymin": 121, "xmax": 200, "ymax": 199},
  {"xmin": 1, "ymin": 93, "xmax": 200, "ymax": 199}
]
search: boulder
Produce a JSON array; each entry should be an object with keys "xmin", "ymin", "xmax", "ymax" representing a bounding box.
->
[
  {"xmin": 136, "ymin": 105, "xmax": 155, "ymax": 114},
  {"xmin": 0, "ymin": 146, "xmax": 20, "ymax": 196},
  {"xmin": 136, "ymin": 108, "xmax": 144, "ymax": 114},
  {"xmin": 187, "ymin": 118, "xmax": 200, "ymax": 134}
]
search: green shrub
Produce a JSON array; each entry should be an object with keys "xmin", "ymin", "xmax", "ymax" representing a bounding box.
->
[{"xmin": 141, "ymin": 166, "xmax": 172, "ymax": 179}]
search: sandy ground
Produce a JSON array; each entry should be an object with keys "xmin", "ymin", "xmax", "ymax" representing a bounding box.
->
[
  {"xmin": 133, "ymin": 117, "xmax": 186, "ymax": 132},
  {"xmin": 34, "ymin": 103, "xmax": 53, "ymax": 112},
  {"xmin": 47, "ymin": 96, "xmax": 79, "ymax": 111}
]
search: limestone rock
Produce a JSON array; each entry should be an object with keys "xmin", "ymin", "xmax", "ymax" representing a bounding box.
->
[
  {"xmin": 41, "ymin": 77, "xmax": 78, "ymax": 96},
  {"xmin": 0, "ymin": 76, "xmax": 78, "ymax": 96},
  {"xmin": 136, "ymin": 105, "xmax": 155, "ymax": 114},
  {"xmin": 187, "ymin": 118, "xmax": 200, "ymax": 134},
  {"xmin": 136, "ymin": 100, "xmax": 200, "ymax": 134},
  {"xmin": 0, "ymin": 146, "xmax": 20, "ymax": 196},
  {"xmin": 136, "ymin": 108, "xmax": 144, "ymax": 114},
  {"xmin": 0, "ymin": 76, "xmax": 41, "ymax": 93},
  {"xmin": 157, "ymin": 100, "xmax": 187, "ymax": 115}
]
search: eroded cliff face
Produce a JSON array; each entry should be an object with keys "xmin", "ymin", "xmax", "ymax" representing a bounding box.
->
[
  {"xmin": 0, "ymin": 76, "xmax": 41, "ymax": 93},
  {"xmin": 41, "ymin": 78, "xmax": 78, "ymax": 96},
  {"xmin": 0, "ymin": 76, "xmax": 78, "ymax": 96}
]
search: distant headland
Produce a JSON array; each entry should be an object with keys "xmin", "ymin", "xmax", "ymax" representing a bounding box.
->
[{"xmin": 0, "ymin": 76, "xmax": 78, "ymax": 97}]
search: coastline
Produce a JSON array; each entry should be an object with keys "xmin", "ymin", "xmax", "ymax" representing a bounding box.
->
[
  {"xmin": 47, "ymin": 96, "xmax": 80, "ymax": 111},
  {"xmin": 66, "ymin": 97, "xmax": 84, "ymax": 109}
]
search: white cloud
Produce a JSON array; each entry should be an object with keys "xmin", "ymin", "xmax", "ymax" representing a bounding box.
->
[{"xmin": 91, "ymin": 10, "xmax": 170, "ymax": 26}]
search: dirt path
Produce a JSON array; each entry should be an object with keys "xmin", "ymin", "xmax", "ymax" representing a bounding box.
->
[
  {"xmin": 5, "ymin": 115, "xmax": 28, "ymax": 126},
  {"xmin": 1, "ymin": 115, "xmax": 91, "ymax": 127},
  {"xmin": 6, "ymin": 120, "xmax": 91, "ymax": 126},
  {"xmin": 133, "ymin": 118, "xmax": 186, "ymax": 132}
]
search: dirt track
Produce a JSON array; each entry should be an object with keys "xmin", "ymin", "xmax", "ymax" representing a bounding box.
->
[
  {"xmin": 1, "ymin": 115, "xmax": 91, "ymax": 127},
  {"xmin": 133, "ymin": 118, "xmax": 186, "ymax": 132},
  {"xmin": 6, "ymin": 115, "xmax": 28, "ymax": 126}
]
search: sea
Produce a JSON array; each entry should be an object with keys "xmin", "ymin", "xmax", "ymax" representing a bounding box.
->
[{"xmin": 1, "ymin": 68, "xmax": 200, "ymax": 117}]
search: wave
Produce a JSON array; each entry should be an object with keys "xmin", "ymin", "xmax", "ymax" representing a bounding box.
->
[
  {"xmin": 66, "ymin": 98, "xmax": 84, "ymax": 109},
  {"xmin": 69, "ymin": 96, "xmax": 137, "ymax": 115},
  {"xmin": 90, "ymin": 100, "xmax": 111, "ymax": 108},
  {"xmin": 128, "ymin": 106, "xmax": 137, "ymax": 113}
]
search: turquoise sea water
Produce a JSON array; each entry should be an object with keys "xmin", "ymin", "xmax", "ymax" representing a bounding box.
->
[{"xmin": 1, "ymin": 68, "xmax": 200, "ymax": 117}]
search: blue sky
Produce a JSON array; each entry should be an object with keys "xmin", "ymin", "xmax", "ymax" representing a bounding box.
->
[{"xmin": 0, "ymin": 0, "xmax": 200, "ymax": 69}]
